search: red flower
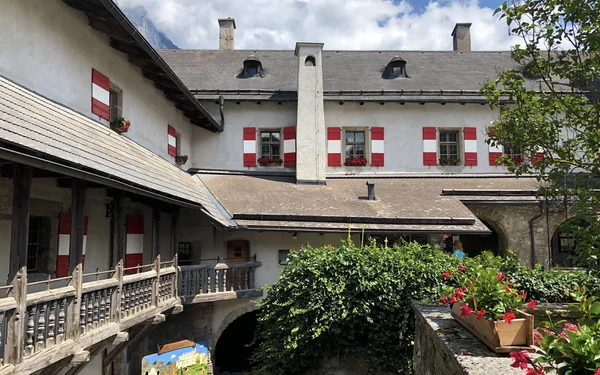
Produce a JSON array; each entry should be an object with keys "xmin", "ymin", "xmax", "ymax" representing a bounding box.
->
[
  {"xmin": 504, "ymin": 285, "xmax": 512, "ymax": 293},
  {"xmin": 440, "ymin": 294, "xmax": 448, "ymax": 305},
  {"xmin": 454, "ymin": 288, "xmax": 465, "ymax": 299},
  {"xmin": 442, "ymin": 271, "xmax": 451, "ymax": 280},
  {"xmin": 502, "ymin": 312, "xmax": 516, "ymax": 324},
  {"xmin": 458, "ymin": 264, "xmax": 466, "ymax": 273},
  {"xmin": 525, "ymin": 367, "xmax": 545, "ymax": 375},
  {"xmin": 476, "ymin": 309, "xmax": 486, "ymax": 320},
  {"xmin": 526, "ymin": 299, "xmax": 536, "ymax": 310},
  {"xmin": 594, "ymin": 368, "xmax": 600, "ymax": 375},
  {"xmin": 509, "ymin": 351, "xmax": 530, "ymax": 370},
  {"xmin": 497, "ymin": 272, "xmax": 503, "ymax": 281},
  {"xmin": 459, "ymin": 303, "xmax": 473, "ymax": 317},
  {"xmin": 448, "ymin": 295, "xmax": 458, "ymax": 305}
]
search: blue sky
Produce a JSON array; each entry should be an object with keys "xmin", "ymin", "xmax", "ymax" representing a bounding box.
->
[
  {"xmin": 117, "ymin": 0, "xmax": 519, "ymax": 51},
  {"xmin": 143, "ymin": 343, "xmax": 208, "ymax": 366}
]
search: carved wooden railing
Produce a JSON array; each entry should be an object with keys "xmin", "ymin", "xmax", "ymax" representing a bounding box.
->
[
  {"xmin": 0, "ymin": 255, "xmax": 179, "ymax": 373},
  {"xmin": 178, "ymin": 258, "xmax": 261, "ymax": 303}
]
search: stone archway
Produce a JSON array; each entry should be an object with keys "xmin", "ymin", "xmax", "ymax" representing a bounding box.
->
[
  {"xmin": 214, "ymin": 309, "xmax": 260, "ymax": 374},
  {"xmin": 213, "ymin": 301, "xmax": 260, "ymax": 350}
]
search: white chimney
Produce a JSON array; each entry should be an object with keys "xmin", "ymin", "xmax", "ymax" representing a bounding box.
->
[
  {"xmin": 218, "ymin": 18, "xmax": 236, "ymax": 50},
  {"xmin": 452, "ymin": 23, "xmax": 471, "ymax": 52},
  {"xmin": 294, "ymin": 42, "xmax": 326, "ymax": 184}
]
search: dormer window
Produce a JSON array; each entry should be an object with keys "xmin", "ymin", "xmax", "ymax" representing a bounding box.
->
[
  {"xmin": 240, "ymin": 55, "xmax": 263, "ymax": 78},
  {"xmin": 383, "ymin": 56, "xmax": 408, "ymax": 79}
]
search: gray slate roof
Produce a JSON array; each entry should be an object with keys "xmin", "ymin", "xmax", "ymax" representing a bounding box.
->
[
  {"xmin": 0, "ymin": 75, "xmax": 231, "ymax": 226},
  {"xmin": 198, "ymin": 174, "xmax": 540, "ymax": 233},
  {"xmin": 158, "ymin": 49, "xmax": 542, "ymax": 100}
]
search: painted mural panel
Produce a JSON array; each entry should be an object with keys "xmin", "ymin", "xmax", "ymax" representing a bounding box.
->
[{"xmin": 142, "ymin": 340, "xmax": 209, "ymax": 375}]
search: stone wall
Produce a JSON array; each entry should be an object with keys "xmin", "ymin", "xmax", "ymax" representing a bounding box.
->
[{"xmin": 413, "ymin": 304, "xmax": 531, "ymax": 375}]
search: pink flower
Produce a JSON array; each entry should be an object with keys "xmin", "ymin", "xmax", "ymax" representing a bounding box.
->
[
  {"xmin": 476, "ymin": 309, "xmax": 486, "ymax": 320},
  {"xmin": 509, "ymin": 351, "xmax": 530, "ymax": 370},
  {"xmin": 440, "ymin": 295, "xmax": 448, "ymax": 305},
  {"xmin": 502, "ymin": 312, "xmax": 516, "ymax": 324},
  {"xmin": 454, "ymin": 288, "xmax": 465, "ymax": 299},
  {"xmin": 497, "ymin": 272, "xmax": 503, "ymax": 281},
  {"xmin": 563, "ymin": 322, "xmax": 579, "ymax": 333},
  {"xmin": 448, "ymin": 295, "xmax": 458, "ymax": 305},
  {"xmin": 594, "ymin": 368, "xmax": 600, "ymax": 375},
  {"xmin": 442, "ymin": 271, "xmax": 451, "ymax": 280},
  {"xmin": 459, "ymin": 303, "xmax": 473, "ymax": 317}
]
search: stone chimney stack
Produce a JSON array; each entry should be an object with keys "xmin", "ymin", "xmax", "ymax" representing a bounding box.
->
[
  {"xmin": 218, "ymin": 18, "xmax": 236, "ymax": 50},
  {"xmin": 452, "ymin": 23, "xmax": 471, "ymax": 52},
  {"xmin": 294, "ymin": 42, "xmax": 326, "ymax": 184}
]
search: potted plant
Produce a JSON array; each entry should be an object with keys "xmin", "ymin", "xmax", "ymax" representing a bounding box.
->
[
  {"xmin": 257, "ymin": 157, "xmax": 283, "ymax": 166},
  {"xmin": 440, "ymin": 265, "xmax": 536, "ymax": 353},
  {"xmin": 344, "ymin": 157, "xmax": 368, "ymax": 166},
  {"xmin": 175, "ymin": 155, "xmax": 188, "ymax": 166},
  {"xmin": 439, "ymin": 157, "xmax": 460, "ymax": 166},
  {"xmin": 110, "ymin": 118, "xmax": 130, "ymax": 133}
]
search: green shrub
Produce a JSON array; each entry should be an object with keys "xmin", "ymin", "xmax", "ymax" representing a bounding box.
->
[{"xmin": 252, "ymin": 241, "xmax": 599, "ymax": 374}]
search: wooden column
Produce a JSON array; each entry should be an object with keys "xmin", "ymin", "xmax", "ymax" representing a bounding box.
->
[
  {"xmin": 111, "ymin": 192, "xmax": 126, "ymax": 267},
  {"xmin": 151, "ymin": 202, "xmax": 161, "ymax": 260},
  {"xmin": 68, "ymin": 180, "xmax": 87, "ymax": 273},
  {"xmin": 8, "ymin": 164, "xmax": 33, "ymax": 283},
  {"xmin": 170, "ymin": 206, "xmax": 179, "ymax": 258}
]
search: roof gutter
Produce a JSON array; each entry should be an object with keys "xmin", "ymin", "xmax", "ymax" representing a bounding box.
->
[{"xmin": 96, "ymin": 0, "xmax": 223, "ymax": 132}]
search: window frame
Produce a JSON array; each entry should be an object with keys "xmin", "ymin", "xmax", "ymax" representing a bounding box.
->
[
  {"xmin": 109, "ymin": 82, "xmax": 123, "ymax": 123},
  {"xmin": 342, "ymin": 127, "xmax": 369, "ymax": 165},
  {"xmin": 258, "ymin": 128, "xmax": 282, "ymax": 164},
  {"xmin": 438, "ymin": 129, "xmax": 461, "ymax": 165},
  {"xmin": 503, "ymin": 142, "xmax": 522, "ymax": 163},
  {"xmin": 27, "ymin": 216, "xmax": 50, "ymax": 273},
  {"xmin": 278, "ymin": 249, "xmax": 290, "ymax": 265}
]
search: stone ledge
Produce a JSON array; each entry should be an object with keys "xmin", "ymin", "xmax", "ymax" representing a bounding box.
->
[{"xmin": 413, "ymin": 304, "xmax": 537, "ymax": 375}]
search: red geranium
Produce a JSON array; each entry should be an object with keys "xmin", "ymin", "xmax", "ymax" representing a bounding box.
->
[
  {"xmin": 502, "ymin": 312, "xmax": 516, "ymax": 324},
  {"xmin": 510, "ymin": 351, "xmax": 530, "ymax": 370},
  {"xmin": 476, "ymin": 308, "xmax": 486, "ymax": 320},
  {"xmin": 459, "ymin": 303, "xmax": 473, "ymax": 317}
]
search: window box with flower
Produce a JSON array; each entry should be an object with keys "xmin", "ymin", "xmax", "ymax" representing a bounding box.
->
[
  {"xmin": 257, "ymin": 157, "xmax": 283, "ymax": 166},
  {"xmin": 439, "ymin": 157, "xmax": 460, "ymax": 166},
  {"xmin": 110, "ymin": 117, "xmax": 130, "ymax": 133},
  {"xmin": 440, "ymin": 265, "xmax": 536, "ymax": 353},
  {"xmin": 344, "ymin": 157, "xmax": 368, "ymax": 166}
]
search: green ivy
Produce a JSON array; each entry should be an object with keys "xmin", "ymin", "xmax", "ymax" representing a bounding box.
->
[{"xmin": 252, "ymin": 241, "xmax": 599, "ymax": 374}]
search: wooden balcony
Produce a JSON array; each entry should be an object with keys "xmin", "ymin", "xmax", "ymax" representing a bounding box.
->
[{"xmin": 0, "ymin": 256, "xmax": 262, "ymax": 374}]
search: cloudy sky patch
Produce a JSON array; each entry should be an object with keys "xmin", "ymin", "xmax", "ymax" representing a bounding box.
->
[{"xmin": 116, "ymin": 0, "xmax": 520, "ymax": 51}]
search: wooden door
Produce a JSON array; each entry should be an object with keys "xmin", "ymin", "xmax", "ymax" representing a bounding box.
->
[{"xmin": 227, "ymin": 240, "xmax": 249, "ymax": 263}]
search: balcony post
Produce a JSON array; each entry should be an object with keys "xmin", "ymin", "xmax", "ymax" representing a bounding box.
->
[
  {"xmin": 8, "ymin": 164, "xmax": 32, "ymax": 284},
  {"xmin": 173, "ymin": 254, "xmax": 179, "ymax": 300},
  {"xmin": 152, "ymin": 255, "xmax": 160, "ymax": 307},
  {"xmin": 68, "ymin": 180, "xmax": 87, "ymax": 274},
  {"xmin": 68, "ymin": 264, "xmax": 83, "ymax": 339},
  {"xmin": 110, "ymin": 191, "xmax": 126, "ymax": 267},
  {"xmin": 151, "ymin": 202, "xmax": 161, "ymax": 260},
  {"xmin": 170, "ymin": 207, "xmax": 179, "ymax": 259},
  {"xmin": 5, "ymin": 266, "xmax": 27, "ymax": 365},
  {"xmin": 112, "ymin": 260, "xmax": 123, "ymax": 323}
]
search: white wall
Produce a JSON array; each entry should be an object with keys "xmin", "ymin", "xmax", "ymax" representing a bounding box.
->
[
  {"xmin": 192, "ymin": 100, "xmax": 510, "ymax": 174},
  {"xmin": 0, "ymin": 0, "xmax": 194, "ymax": 168}
]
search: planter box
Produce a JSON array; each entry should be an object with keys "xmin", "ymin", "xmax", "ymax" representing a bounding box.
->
[{"xmin": 451, "ymin": 303, "xmax": 535, "ymax": 353}]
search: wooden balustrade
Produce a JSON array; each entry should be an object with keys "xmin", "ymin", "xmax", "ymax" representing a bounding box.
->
[
  {"xmin": 0, "ymin": 256, "xmax": 179, "ymax": 372},
  {"xmin": 178, "ymin": 260, "xmax": 262, "ymax": 303}
]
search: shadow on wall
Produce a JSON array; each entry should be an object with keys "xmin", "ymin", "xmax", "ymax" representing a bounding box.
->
[{"xmin": 214, "ymin": 310, "xmax": 259, "ymax": 374}]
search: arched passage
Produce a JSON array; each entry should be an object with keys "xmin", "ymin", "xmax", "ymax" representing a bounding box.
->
[
  {"xmin": 460, "ymin": 219, "xmax": 508, "ymax": 257},
  {"xmin": 214, "ymin": 310, "xmax": 259, "ymax": 373},
  {"xmin": 550, "ymin": 217, "xmax": 590, "ymax": 267}
]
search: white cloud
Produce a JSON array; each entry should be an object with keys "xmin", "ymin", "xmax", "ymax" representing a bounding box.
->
[{"xmin": 116, "ymin": 0, "xmax": 519, "ymax": 50}]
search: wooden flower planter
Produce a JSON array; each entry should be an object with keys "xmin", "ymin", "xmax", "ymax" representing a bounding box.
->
[{"xmin": 451, "ymin": 303, "xmax": 535, "ymax": 353}]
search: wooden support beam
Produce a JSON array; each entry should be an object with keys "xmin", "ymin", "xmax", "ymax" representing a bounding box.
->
[
  {"xmin": 103, "ymin": 324, "xmax": 156, "ymax": 369},
  {"xmin": 68, "ymin": 180, "xmax": 87, "ymax": 273},
  {"xmin": 172, "ymin": 304, "xmax": 184, "ymax": 315},
  {"xmin": 147, "ymin": 314, "xmax": 165, "ymax": 325},
  {"xmin": 68, "ymin": 350, "xmax": 90, "ymax": 367},
  {"xmin": 39, "ymin": 357, "xmax": 71, "ymax": 375},
  {"xmin": 111, "ymin": 192, "xmax": 126, "ymax": 267},
  {"xmin": 151, "ymin": 202, "xmax": 161, "ymax": 259},
  {"xmin": 8, "ymin": 164, "xmax": 32, "ymax": 282},
  {"xmin": 170, "ymin": 206, "xmax": 179, "ymax": 258},
  {"xmin": 112, "ymin": 331, "xmax": 129, "ymax": 345}
]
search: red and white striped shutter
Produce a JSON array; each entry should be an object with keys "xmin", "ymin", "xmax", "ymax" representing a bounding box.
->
[
  {"xmin": 283, "ymin": 126, "xmax": 296, "ymax": 167},
  {"xmin": 56, "ymin": 213, "xmax": 88, "ymax": 277},
  {"xmin": 532, "ymin": 148, "xmax": 544, "ymax": 165},
  {"xmin": 243, "ymin": 127, "xmax": 257, "ymax": 167},
  {"xmin": 370, "ymin": 127, "xmax": 384, "ymax": 166},
  {"xmin": 327, "ymin": 127, "xmax": 342, "ymax": 167},
  {"xmin": 463, "ymin": 127, "xmax": 478, "ymax": 166},
  {"xmin": 423, "ymin": 127, "xmax": 437, "ymax": 166},
  {"xmin": 168, "ymin": 125, "xmax": 177, "ymax": 157},
  {"xmin": 125, "ymin": 215, "xmax": 144, "ymax": 274},
  {"xmin": 487, "ymin": 126, "xmax": 503, "ymax": 166},
  {"xmin": 91, "ymin": 69, "xmax": 110, "ymax": 120}
]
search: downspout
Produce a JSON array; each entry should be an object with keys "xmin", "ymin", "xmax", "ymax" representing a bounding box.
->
[{"xmin": 529, "ymin": 200, "xmax": 545, "ymax": 268}]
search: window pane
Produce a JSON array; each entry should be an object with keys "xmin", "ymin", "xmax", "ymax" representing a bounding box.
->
[
  {"xmin": 346, "ymin": 145, "xmax": 354, "ymax": 158},
  {"xmin": 272, "ymin": 145, "xmax": 280, "ymax": 158},
  {"xmin": 261, "ymin": 132, "xmax": 270, "ymax": 143},
  {"xmin": 355, "ymin": 145, "xmax": 364, "ymax": 157},
  {"xmin": 440, "ymin": 133, "xmax": 447, "ymax": 142},
  {"xmin": 440, "ymin": 145, "xmax": 447, "ymax": 155},
  {"xmin": 449, "ymin": 132, "xmax": 457, "ymax": 142},
  {"xmin": 271, "ymin": 132, "xmax": 280, "ymax": 143},
  {"xmin": 261, "ymin": 145, "xmax": 270, "ymax": 158},
  {"xmin": 355, "ymin": 132, "xmax": 365, "ymax": 143},
  {"xmin": 346, "ymin": 132, "xmax": 354, "ymax": 143},
  {"xmin": 450, "ymin": 145, "xmax": 457, "ymax": 154}
]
